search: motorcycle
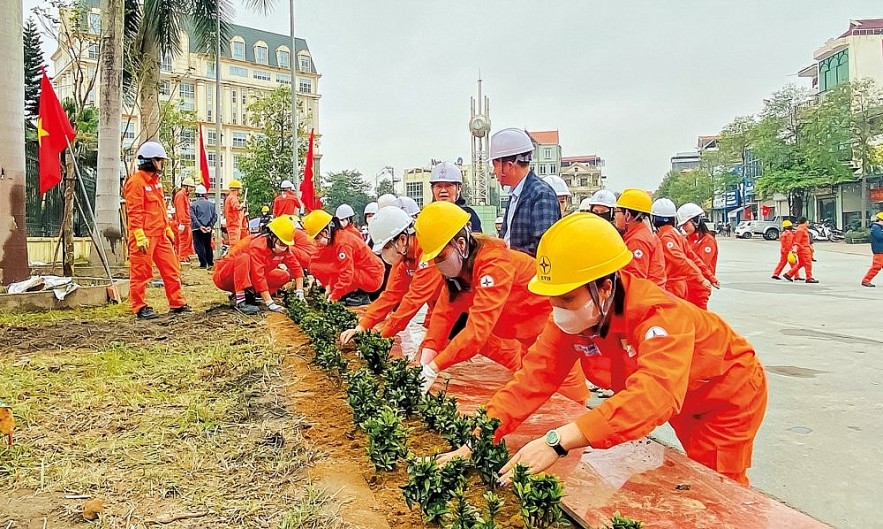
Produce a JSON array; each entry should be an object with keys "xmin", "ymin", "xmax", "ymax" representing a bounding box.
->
[
  {"xmin": 820, "ymin": 218, "xmax": 845, "ymax": 240},
  {"xmin": 808, "ymin": 222, "xmax": 832, "ymax": 242}
]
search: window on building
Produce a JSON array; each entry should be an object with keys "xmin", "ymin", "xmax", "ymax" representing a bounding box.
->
[
  {"xmin": 276, "ymin": 73, "xmax": 291, "ymax": 85},
  {"xmin": 254, "ymin": 44, "xmax": 268, "ymax": 65},
  {"xmin": 277, "ymin": 49, "xmax": 290, "ymax": 68},
  {"xmin": 549, "ymin": 164, "xmax": 557, "ymax": 174},
  {"xmin": 229, "ymin": 66, "xmax": 248, "ymax": 77},
  {"xmin": 159, "ymin": 80, "xmax": 170, "ymax": 96},
  {"xmin": 233, "ymin": 154, "xmax": 242, "ymax": 178},
  {"xmin": 179, "ymin": 82, "xmax": 195, "ymax": 110},
  {"xmin": 241, "ymin": 92, "xmax": 247, "ymax": 105},
  {"xmin": 88, "ymin": 12, "xmax": 100, "ymax": 35},
  {"xmin": 120, "ymin": 121, "xmax": 136, "ymax": 142},
  {"xmin": 207, "ymin": 129, "xmax": 217, "ymax": 146},
  {"xmin": 180, "ymin": 147, "xmax": 195, "ymax": 167},
  {"xmin": 161, "ymin": 54, "xmax": 172, "ymax": 72},
  {"xmin": 543, "ymin": 147, "xmax": 552, "ymax": 159},
  {"xmin": 207, "ymin": 151, "xmax": 223, "ymax": 167},
  {"xmin": 581, "ymin": 178, "xmax": 589, "ymax": 187},
  {"xmin": 206, "ymin": 61, "xmax": 216, "ymax": 78},
  {"xmin": 231, "ymin": 39, "xmax": 245, "ymax": 60},
  {"xmin": 181, "ymin": 127, "xmax": 196, "ymax": 146},
  {"xmin": 253, "ymin": 70, "xmax": 270, "ymax": 81},
  {"xmin": 298, "ymin": 78, "xmax": 312, "ymax": 94},
  {"xmin": 206, "ymin": 85, "xmax": 214, "ymax": 122},
  {"xmin": 87, "ymin": 42, "xmax": 99, "ymax": 60},
  {"xmin": 232, "ymin": 132, "xmax": 247, "ymax": 147},
  {"xmin": 298, "ymin": 55, "xmax": 311, "ymax": 72},
  {"xmin": 820, "ymin": 49, "xmax": 849, "ymax": 92},
  {"xmin": 405, "ymin": 182, "xmax": 424, "ymax": 208},
  {"xmin": 538, "ymin": 164, "xmax": 547, "ymax": 175}
]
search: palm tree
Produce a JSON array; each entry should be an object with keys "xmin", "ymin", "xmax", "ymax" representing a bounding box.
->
[{"xmin": 0, "ymin": 0, "xmax": 30, "ymax": 284}]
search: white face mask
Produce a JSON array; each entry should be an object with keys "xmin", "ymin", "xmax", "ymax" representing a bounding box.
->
[
  {"xmin": 552, "ymin": 300, "xmax": 598, "ymax": 335},
  {"xmin": 381, "ymin": 238, "xmax": 407, "ymax": 266},
  {"xmin": 339, "ymin": 219, "xmax": 350, "ymax": 229},
  {"xmin": 436, "ymin": 240, "xmax": 466, "ymax": 278}
]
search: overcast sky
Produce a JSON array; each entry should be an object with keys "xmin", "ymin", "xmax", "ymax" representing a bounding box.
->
[{"xmin": 23, "ymin": 0, "xmax": 882, "ymax": 192}]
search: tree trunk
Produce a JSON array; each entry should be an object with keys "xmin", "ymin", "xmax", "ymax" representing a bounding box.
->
[
  {"xmin": 95, "ymin": 0, "xmax": 125, "ymax": 264},
  {"xmin": 139, "ymin": 40, "xmax": 161, "ymax": 141},
  {"xmin": 0, "ymin": 0, "xmax": 30, "ymax": 285},
  {"xmin": 62, "ymin": 158, "xmax": 76, "ymax": 277}
]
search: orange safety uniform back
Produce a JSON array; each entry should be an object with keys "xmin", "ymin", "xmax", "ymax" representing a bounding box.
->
[
  {"xmin": 291, "ymin": 228, "xmax": 318, "ymax": 270},
  {"xmin": 343, "ymin": 223, "xmax": 363, "ymax": 239},
  {"xmin": 779, "ymin": 229, "xmax": 794, "ymax": 253},
  {"xmin": 688, "ymin": 232, "xmax": 718, "ymax": 275},
  {"xmin": 272, "ymin": 191, "xmax": 302, "ymax": 217},
  {"xmin": 359, "ymin": 236, "xmax": 445, "ymax": 337},
  {"xmin": 311, "ymin": 229, "xmax": 385, "ymax": 301},
  {"xmin": 124, "ymin": 170, "xmax": 171, "ymax": 237},
  {"xmin": 214, "ymin": 234, "xmax": 303, "ymax": 294},
  {"xmin": 622, "ymin": 221, "xmax": 667, "ymax": 288},
  {"xmin": 793, "ymin": 224, "xmax": 811, "ymax": 250},
  {"xmin": 656, "ymin": 224, "xmax": 706, "ymax": 297}
]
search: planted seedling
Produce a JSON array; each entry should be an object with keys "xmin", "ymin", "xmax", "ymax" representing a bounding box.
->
[
  {"xmin": 468, "ymin": 408, "xmax": 509, "ymax": 488},
  {"xmin": 419, "ymin": 382, "xmax": 460, "ymax": 433},
  {"xmin": 300, "ymin": 312, "xmax": 337, "ymax": 345},
  {"xmin": 384, "ymin": 358, "xmax": 424, "ymax": 416},
  {"xmin": 345, "ymin": 368, "xmax": 382, "ymax": 425},
  {"xmin": 444, "ymin": 487, "xmax": 484, "ymax": 529},
  {"xmin": 482, "ymin": 491, "xmax": 504, "ymax": 529},
  {"xmin": 401, "ymin": 456, "xmax": 449, "ymax": 523},
  {"xmin": 323, "ymin": 301, "xmax": 359, "ymax": 332},
  {"xmin": 511, "ymin": 464, "xmax": 570, "ymax": 529},
  {"xmin": 286, "ymin": 296, "xmax": 310, "ymax": 324},
  {"xmin": 354, "ymin": 332, "xmax": 394, "ymax": 375},
  {"xmin": 362, "ymin": 405, "xmax": 409, "ymax": 471},
  {"xmin": 604, "ymin": 512, "xmax": 643, "ymax": 529},
  {"xmin": 440, "ymin": 413, "xmax": 474, "ymax": 451},
  {"xmin": 314, "ymin": 341, "xmax": 348, "ymax": 374}
]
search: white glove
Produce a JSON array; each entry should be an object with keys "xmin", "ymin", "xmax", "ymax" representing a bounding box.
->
[
  {"xmin": 267, "ymin": 302, "xmax": 285, "ymax": 313},
  {"xmin": 178, "ymin": 224, "xmax": 186, "ymax": 232},
  {"xmin": 294, "ymin": 289, "xmax": 305, "ymax": 301},
  {"xmin": 419, "ymin": 347, "xmax": 438, "ymax": 366},
  {"xmin": 420, "ymin": 364, "xmax": 438, "ymax": 394}
]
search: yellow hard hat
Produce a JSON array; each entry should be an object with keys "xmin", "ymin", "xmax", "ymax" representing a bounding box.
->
[
  {"xmin": 414, "ymin": 201, "xmax": 470, "ymax": 261},
  {"xmin": 529, "ymin": 213, "xmax": 633, "ymax": 297},
  {"xmin": 229, "ymin": 179, "xmax": 242, "ymax": 189},
  {"xmin": 787, "ymin": 251, "xmax": 797, "ymax": 265},
  {"xmin": 616, "ymin": 188, "xmax": 653, "ymax": 214},
  {"xmin": 302, "ymin": 209, "xmax": 333, "ymax": 239},
  {"xmin": 261, "ymin": 205, "xmax": 270, "ymax": 214},
  {"xmin": 876, "ymin": 212, "xmax": 883, "ymax": 221},
  {"xmin": 288, "ymin": 214, "xmax": 303, "ymax": 229},
  {"xmin": 267, "ymin": 216, "xmax": 295, "ymax": 246},
  {"xmin": 782, "ymin": 219, "xmax": 793, "ymax": 228}
]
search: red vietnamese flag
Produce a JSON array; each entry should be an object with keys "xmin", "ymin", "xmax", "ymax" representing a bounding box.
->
[
  {"xmin": 197, "ymin": 126, "xmax": 211, "ymax": 189},
  {"xmin": 299, "ymin": 129, "xmax": 319, "ymax": 211},
  {"xmin": 37, "ymin": 67, "xmax": 76, "ymax": 195}
]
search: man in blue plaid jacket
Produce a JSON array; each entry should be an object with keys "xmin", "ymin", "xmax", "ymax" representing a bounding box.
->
[{"xmin": 492, "ymin": 128, "xmax": 562, "ymax": 257}]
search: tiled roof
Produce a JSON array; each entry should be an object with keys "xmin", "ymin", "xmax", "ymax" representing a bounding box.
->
[
  {"xmin": 189, "ymin": 23, "xmax": 315, "ymax": 72},
  {"xmin": 528, "ymin": 130, "xmax": 559, "ymax": 145},
  {"xmin": 562, "ymin": 155, "xmax": 601, "ymax": 163},
  {"xmin": 839, "ymin": 18, "xmax": 883, "ymax": 38}
]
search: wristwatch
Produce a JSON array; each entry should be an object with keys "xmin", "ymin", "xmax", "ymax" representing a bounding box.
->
[{"xmin": 545, "ymin": 429, "xmax": 568, "ymax": 457}]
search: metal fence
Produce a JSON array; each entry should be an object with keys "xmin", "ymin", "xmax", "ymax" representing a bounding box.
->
[{"xmin": 24, "ymin": 140, "xmax": 97, "ymax": 238}]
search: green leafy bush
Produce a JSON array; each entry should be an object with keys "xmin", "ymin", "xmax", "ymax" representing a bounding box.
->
[
  {"xmin": 300, "ymin": 312, "xmax": 337, "ymax": 345},
  {"xmin": 444, "ymin": 487, "xmax": 484, "ymax": 529},
  {"xmin": 323, "ymin": 301, "xmax": 359, "ymax": 332},
  {"xmin": 384, "ymin": 358, "xmax": 424, "ymax": 417},
  {"xmin": 512, "ymin": 464, "xmax": 569, "ymax": 529},
  {"xmin": 363, "ymin": 405, "xmax": 409, "ymax": 471},
  {"xmin": 419, "ymin": 384, "xmax": 461, "ymax": 433},
  {"xmin": 345, "ymin": 368, "xmax": 382, "ymax": 425},
  {"xmin": 286, "ymin": 296, "xmax": 310, "ymax": 324},
  {"xmin": 468, "ymin": 408, "xmax": 508, "ymax": 488},
  {"xmin": 605, "ymin": 512, "xmax": 643, "ymax": 529},
  {"xmin": 482, "ymin": 491, "xmax": 504, "ymax": 529},
  {"xmin": 354, "ymin": 331, "xmax": 394, "ymax": 375},
  {"xmin": 314, "ymin": 341, "xmax": 348, "ymax": 374}
]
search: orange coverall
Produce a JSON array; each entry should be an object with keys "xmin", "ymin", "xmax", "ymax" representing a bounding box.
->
[
  {"xmin": 487, "ymin": 272, "xmax": 767, "ymax": 485},
  {"xmin": 225, "ymin": 192, "xmax": 243, "ymax": 246},
  {"xmin": 358, "ymin": 238, "xmax": 445, "ymax": 337},
  {"xmin": 123, "ymin": 169, "xmax": 186, "ymax": 314},
  {"xmin": 212, "ymin": 234, "xmax": 304, "ymax": 295},
  {"xmin": 291, "ymin": 228, "xmax": 318, "ymax": 271},
  {"xmin": 421, "ymin": 237, "xmax": 589, "ymax": 404},
  {"xmin": 310, "ymin": 229, "xmax": 385, "ymax": 301},
  {"xmin": 657, "ymin": 225, "xmax": 708, "ymax": 302},
  {"xmin": 685, "ymin": 233, "xmax": 718, "ymax": 310},
  {"xmin": 172, "ymin": 188, "xmax": 193, "ymax": 261},
  {"xmin": 622, "ymin": 221, "xmax": 667, "ymax": 289},
  {"xmin": 343, "ymin": 223, "xmax": 363, "ymax": 239},
  {"xmin": 790, "ymin": 224, "xmax": 814, "ymax": 280},
  {"xmin": 272, "ymin": 191, "xmax": 302, "ymax": 217},
  {"xmin": 773, "ymin": 229, "xmax": 795, "ymax": 277}
]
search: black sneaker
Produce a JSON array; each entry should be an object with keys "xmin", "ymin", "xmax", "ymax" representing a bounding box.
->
[
  {"xmin": 861, "ymin": 282, "xmax": 875, "ymax": 287},
  {"xmin": 170, "ymin": 305, "xmax": 192, "ymax": 314},
  {"xmin": 235, "ymin": 303, "xmax": 260, "ymax": 315},
  {"xmin": 783, "ymin": 274, "xmax": 794, "ymax": 282},
  {"xmin": 244, "ymin": 289, "xmax": 258, "ymax": 305},
  {"xmin": 137, "ymin": 306, "xmax": 159, "ymax": 320},
  {"xmin": 805, "ymin": 278, "xmax": 819, "ymax": 284},
  {"xmin": 343, "ymin": 293, "xmax": 371, "ymax": 307},
  {"xmin": 771, "ymin": 275, "xmax": 781, "ymax": 280}
]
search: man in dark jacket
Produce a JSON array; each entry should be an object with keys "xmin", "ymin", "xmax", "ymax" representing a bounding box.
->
[
  {"xmin": 190, "ymin": 184, "xmax": 218, "ymax": 268},
  {"xmin": 492, "ymin": 128, "xmax": 561, "ymax": 257},
  {"xmin": 862, "ymin": 212, "xmax": 883, "ymax": 287},
  {"xmin": 429, "ymin": 161, "xmax": 483, "ymax": 232}
]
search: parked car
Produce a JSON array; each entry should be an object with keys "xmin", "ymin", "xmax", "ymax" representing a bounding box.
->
[
  {"xmin": 746, "ymin": 216, "xmax": 796, "ymax": 240},
  {"xmin": 735, "ymin": 221, "xmax": 754, "ymax": 238}
]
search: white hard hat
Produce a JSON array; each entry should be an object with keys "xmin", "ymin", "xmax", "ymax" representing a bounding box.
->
[
  {"xmin": 542, "ymin": 175, "xmax": 571, "ymax": 197},
  {"xmin": 578, "ymin": 198, "xmax": 593, "ymax": 212},
  {"xmin": 364, "ymin": 202, "xmax": 379, "ymax": 216},
  {"xmin": 137, "ymin": 141, "xmax": 168, "ymax": 160},
  {"xmin": 495, "ymin": 217, "xmax": 504, "ymax": 224},
  {"xmin": 676, "ymin": 202, "xmax": 705, "ymax": 227},
  {"xmin": 335, "ymin": 204, "xmax": 355, "ymax": 219},
  {"xmin": 490, "ymin": 128, "xmax": 534, "ymax": 161},
  {"xmin": 396, "ymin": 196, "xmax": 421, "ymax": 217},
  {"xmin": 429, "ymin": 162, "xmax": 463, "ymax": 184},
  {"xmin": 195, "ymin": 184, "xmax": 208, "ymax": 195},
  {"xmin": 377, "ymin": 194, "xmax": 398, "ymax": 209},
  {"xmin": 281, "ymin": 179, "xmax": 294, "ymax": 190},
  {"xmin": 369, "ymin": 206, "xmax": 414, "ymax": 253},
  {"xmin": 588, "ymin": 189, "xmax": 617, "ymax": 208},
  {"xmin": 651, "ymin": 198, "xmax": 678, "ymax": 218}
]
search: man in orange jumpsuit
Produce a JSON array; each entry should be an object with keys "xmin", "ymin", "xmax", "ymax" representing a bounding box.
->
[
  {"xmin": 123, "ymin": 142, "xmax": 190, "ymax": 320},
  {"xmin": 172, "ymin": 177, "xmax": 196, "ymax": 263},
  {"xmin": 412, "ymin": 201, "xmax": 589, "ymax": 403},
  {"xmin": 614, "ymin": 189, "xmax": 666, "ymax": 289},
  {"xmin": 652, "ymin": 198, "xmax": 717, "ymax": 302},
  {"xmin": 272, "ymin": 180, "xmax": 302, "ymax": 217},
  {"xmin": 787, "ymin": 217, "xmax": 818, "ymax": 283},
  {"xmin": 772, "ymin": 219, "xmax": 796, "ymax": 280},
  {"xmin": 224, "ymin": 179, "xmax": 245, "ymax": 247},
  {"xmin": 339, "ymin": 206, "xmax": 445, "ymax": 345},
  {"xmin": 213, "ymin": 216, "xmax": 305, "ymax": 315},
  {"xmin": 861, "ymin": 212, "xmax": 883, "ymax": 287},
  {"xmin": 439, "ymin": 213, "xmax": 767, "ymax": 486}
]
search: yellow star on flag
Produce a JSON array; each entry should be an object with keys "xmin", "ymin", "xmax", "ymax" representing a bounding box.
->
[{"xmin": 37, "ymin": 117, "xmax": 49, "ymax": 146}]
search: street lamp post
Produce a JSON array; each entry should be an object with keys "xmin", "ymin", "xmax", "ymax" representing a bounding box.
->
[
  {"xmin": 290, "ymin": 0, "xmax": 299, "ymax": 188},
  {"xmin": 214, "ymin": 4, "xmax": 222, "ymax": 257}
]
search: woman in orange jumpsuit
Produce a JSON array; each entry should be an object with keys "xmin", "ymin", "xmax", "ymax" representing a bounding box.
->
[
  {"xmin": 772, "ymin": 220, "xmax": 796, "ymax": 280},
  {"xmin": 302, "ymin": 209, "xmax": 385, "ymax": 303},
  {"xmin": 677, "ymin": 203, "xmax": 719, "ymax": 310},
  {"xmin": 412, "ymin": 201, "xmax": 589, "ymax": 403},
  {"xmin": 224, "ymin": 180, "xmax": 245, "ymax": 246},
  {"xmin": 787, "ymin": 217, "xmax": 818, "ymax": 283},
  {"xmin": 339, "ymin": 206, "xmax": 445, "ymax": 345},
  {"xmin": 614, "ymin": 189, "xmax": 667, "ymax": 289},
  {"xmin": 439, "ymin": 213, "xmax": 768, "ymax": 486},
  {"xmin": 652, "ymin": 198, "xmax": 718, "ymax": 304},
  {"xmin": 213, "ymin": 216, "xmax": 305, "ymax": 315}
]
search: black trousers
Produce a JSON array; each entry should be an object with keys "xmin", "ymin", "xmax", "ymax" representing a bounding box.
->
[{"xmin": 193, "ymin": 230, "xmax": 214, "ymax": 267}]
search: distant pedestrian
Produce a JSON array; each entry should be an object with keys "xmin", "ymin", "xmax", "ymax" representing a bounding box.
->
[
  {"xmin": 190, "ymin": 184, "xmax": 217, "ymax": 269},
  {"xmin": 429, "ymin": 161, "xmax": 483, "ymax": 232},
  {"xmin": 861, "ymin": 212, "xmax": 883, "ymax": 287},
  {"xmin": 787, "ymin": 217, "xmax": 817, "ymax": 283},
  {"xmin": 172, "ymin": 177, "xmax": 196, "ymax": 263},
  {"xmin": 224, "ymin": 180, "xmax": 245, "ymax": 246},
  {"xmin": 771, "ymin": 220, "xmax": 796, "ymax": 281},
  {"xmin": 258, "ymin": 205, "xmax": 272, "ymax": 231},
  {"xmin": 492, "ymin": 128, "xmax": 560, "ymax": 257},
  {"xmin": 272, "ymin": 180, "xmax": 302, "ymax": 217}
]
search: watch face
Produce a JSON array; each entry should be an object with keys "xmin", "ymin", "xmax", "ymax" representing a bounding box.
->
[{"xmin": 545, "ymin": 430, "xmax": 560, "ymax": 445}]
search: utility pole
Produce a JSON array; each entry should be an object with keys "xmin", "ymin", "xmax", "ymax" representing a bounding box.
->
[
  {"xmin": 214, "ymin": 5, "xmax": 222, "ymax": 256},
  {"xmin": 290, "ymin": 0, "xmax": 299, "ymax": 186}
]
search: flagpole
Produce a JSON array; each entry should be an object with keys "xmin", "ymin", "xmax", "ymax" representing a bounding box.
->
[{"xmin": 214, "ymin": 5, "xmax": 223, "ymax": 257}]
